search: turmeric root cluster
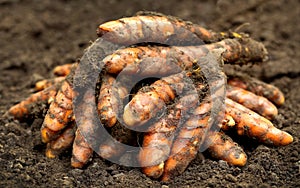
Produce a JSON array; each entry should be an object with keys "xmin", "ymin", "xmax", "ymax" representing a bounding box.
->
[{"xmin": 6, "ymin": 12, "xmax": 293, "ymax": 181}]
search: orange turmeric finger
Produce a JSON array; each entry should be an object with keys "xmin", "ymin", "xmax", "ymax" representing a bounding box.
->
[
  {"xmin": 161, "ymin": 99, "xmax": 211, "ymax": 182},
  {"xmin": 72, "ymin": 89, "xmax": 102, "ymax": 168},
  {"xmin": 226, "ymin": 85, "xmax": 278, "ymax": 120},
  {"xmin": 103, "ymin": 45, "xmax": 198, "ymax": 75},
  {"xmin": 103, "ymin": 38, "xmax": 267, "ymax": 76},
  {"xmin": 225, "ymin": 98, "xmax": 293, "ymax": 146},
  {"xmin": 227, "ymin": 74, "xmax": 285, "ymax": 106},
  {"xmin": 140, "ymin": 92, "xmax": 199, "ymax": 179},
  {"xmin": 97, "ymin": 75, "xmax": 118, "ymax": 127},
  {"xmin": 35, "ymin": 76, "xmax": 65, "ymax": 91},
  {"xmin": 123, "ymin": 72, "xmax": 189, "ymax": 127},
  {"xmin": 205, "ymin": 131, "xmax": 247, "ymax": 166},
  {"xmin": 46, "ymin": 123, "xmax": 75, "ymax": 158},
  {"xmin": 7, "ymin": 84, "xmax": 59, "ymax": 120},
  {"xmin": 207, "ymin": 38, "xmax": 268, "ymax": 65},
  {"xmin": 97, "ymin": 11, "xmax": 247, "ymax": 45},
  {"xmin": 53, "ymin": 63, "xmax": 77, "ymax": 76},
  {"xmin": 71, "ymin": 129, "xmax": 93, "ymax": 168},
  {"xmin": 41, "ymin": 80, "xmax": 74, "ymax": 143},
  {"xmin": 140, "ymin": 117, "xmax": 176, "ymax": 179},
  {"xmin": 97, "ymin": 75, "xmax": 128, "ymax": 127}
]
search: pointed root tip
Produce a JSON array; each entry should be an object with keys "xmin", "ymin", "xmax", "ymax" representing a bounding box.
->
[
  {"xmin": 46, "ymin": 148, "xmax": 57, "ymax": 159},
  {"xmin": 228, "ymin": 152, "xmax": 247, "ymax": 167},
  {"xmin": 280, "ymin": 132, "xmax": 294, "ymax": 146},
  {"xmin": 71, "ymin": 157, "xmax": 86, "ymax": 168},
  {"xmin": 142, "ymin": 162, "xmax": 164, "ymax": 179},
  {"xmin": 123, "ymin": 105, "xmax": 143, "ymax": 127}
]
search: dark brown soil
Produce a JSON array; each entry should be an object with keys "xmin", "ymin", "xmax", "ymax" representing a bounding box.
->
[{"xmin": 1, "ymin": 0, "xmax": 299, "ymax": 187}]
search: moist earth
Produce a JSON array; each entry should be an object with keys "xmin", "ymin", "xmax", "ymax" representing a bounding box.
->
[{"xmin": 0, "ymin": 0, "xmax": 299, "ymax": 187}]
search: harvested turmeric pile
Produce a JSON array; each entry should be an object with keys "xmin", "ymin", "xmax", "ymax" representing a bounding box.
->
[{"xmin": 6, "ymin": 11, "xmax": 293, "ymax": 181}]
